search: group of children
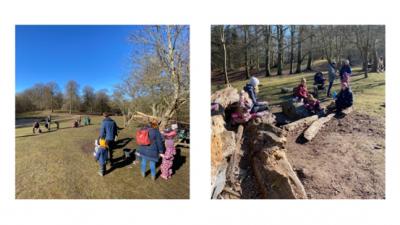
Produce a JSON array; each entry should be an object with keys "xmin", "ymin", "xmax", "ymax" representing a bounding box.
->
[
  {"xmin": 32, "ymin": 115, "xmax": 59, "ymax": 134},
  {"xmin": 293, "ymin": 59, "xmax": 354, "ymax": 115},
  {"xmin": 72, "ymin": 115, "xmax": 91, "ymax": 128},
  {"xmin": 94, "ymin": 117, "xmax": 179, "ymax": 180},
  {"xmin": 221, "ymin": 59, "xmax": 355, "ymax": 126}
]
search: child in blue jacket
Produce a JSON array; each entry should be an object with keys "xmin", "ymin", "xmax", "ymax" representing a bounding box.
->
[{"xmin": 95, "ymin": 139, "xmax": 109, "ymax": 176}]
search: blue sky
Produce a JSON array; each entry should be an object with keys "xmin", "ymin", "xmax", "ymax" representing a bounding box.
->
[{"xmin": 16, "ymin": 25, "xmax": 141, "ymax": 93}]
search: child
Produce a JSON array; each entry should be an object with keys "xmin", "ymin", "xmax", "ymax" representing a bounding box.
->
[
  {"xmin": 231, "ymin": 90, "xmax": 267, "ymax": 125},
  {"xmin": 32, "ymin": 121, "xmax": 40, "ymax": 134},
  {"xmin": 160, "ymin": 126, "xmax": 178, "ymax": 180},
  {"xmin": 95, "ymin": 138, "xmax": 109, "ymax": 176},
  {"xmin": 294, "ymin": 78, "xmax": 309, "ymax": 101},
  {"xmin": 304, "ymin": 94, "xmax": 322, "ymax": 114}
]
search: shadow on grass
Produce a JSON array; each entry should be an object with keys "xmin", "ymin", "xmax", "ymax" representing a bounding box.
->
[
  {"xmin": 172, "ymin": 148, "xmax": 187, "ymax": 173},
  {"xmin": 114, "ymin": 138, "xmax": 133, "ymax": 149},
  {"xmin": 107, "ymin": 149, "xmax": 136, "ymax": 175}
]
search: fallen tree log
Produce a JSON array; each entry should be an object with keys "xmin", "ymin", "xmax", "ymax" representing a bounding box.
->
[
  {"xmin": 303, "ymin": 107, "xmax": 353, "ymax": 141},
  {"xmin": 251, "ymin": 149, "xmax": 307, "ymax": 199},
  {"xmin": 283, "ymin": 115, "xmax": 319, "ymax": 132},
  {"xmin": 246, "ymin": 116, "xmax": 307, "ymax": 199},
  {"xmin": 227, "ymin": 125, "xmax": 244, "ymax": 187},
  {"xmin": 303, "ymin": 113, "xmax": 335, "ymax": 141},
  {"xmin": 281, "ymin": 87, "xmax": 293, "ymax": 93},
  {"xmin": 132, "ymin": 111, "xmax": 190, "ymax": 125},
  {"xmin": 342, "ymin": 106, "xmax": 354, "ymax": 115},
  {"xmin": 211, "ymin": 87, "xmax": 242, "ymax": 198},
  {"xmin": 211, "ymin": 87, "xmax": 240, "ymax": 108}
]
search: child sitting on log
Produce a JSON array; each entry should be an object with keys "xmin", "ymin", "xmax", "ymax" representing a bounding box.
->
[
  {"xmin": 304, "ymin": 94, "xmax": 322, "ymax": 114},
  {"xmin": 243, "ymin": 76, "xmax": 269, "ymax": 113},
  {"xmin": 294, "ymin": 78, "xmax": 309, "ymax": 102},
  {"xmin": 231, "ymin": 90, "xmax": 267, "ymax": 125}
]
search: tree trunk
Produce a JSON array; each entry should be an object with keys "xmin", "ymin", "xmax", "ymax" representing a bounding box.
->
[
  {"xmin": 69, "ymin": 95, "xmax": 72, "ymax": 114},
  {"xmin": 306, "ymin": 30, "xmax": 313, "ymax": 71},
  {"xmin": 264, "ymin": 26, "xmax": 271, "ymax": 77},
  {"xmin": 244, "ymin": 26, "xmax": 250, "ymax": 79},
  {"xmin": 51, "ymin": 95, "xmax": 54, "ymax": 113},
  {"xmin": 371, "ymin": 39, "xmax": 379, "ymax": 72},
  {"xmin": 296, "ymin": 27, "xmax": 303, "ymax": 73},
  {"xmin": 306, "ymin": 50, "xmax": 312, "ymax": 71},
  {"xmin": 277, "ymin": 25, "xmax": 284, "ymax": 75},
  {"xmin": 221, "ymin": 26, "xmax": 229, "ymax": 85},
  {"xmin": 289, "ymin": 26, "xmax": 295, "ymax": 74}
]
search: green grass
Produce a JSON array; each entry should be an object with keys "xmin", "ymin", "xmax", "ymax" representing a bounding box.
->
[
  {"xmin": 213, "ymin": 69, "xmax": 385, "ymax": 117},
  {"xmin": 15, "ymin": 114, "xmax": 189, "ymax": 199}
]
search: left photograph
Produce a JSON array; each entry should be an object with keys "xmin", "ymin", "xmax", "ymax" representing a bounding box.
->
[{"xmin": 15, "ymin": 25, "xmax": 190, "ymax": 199}]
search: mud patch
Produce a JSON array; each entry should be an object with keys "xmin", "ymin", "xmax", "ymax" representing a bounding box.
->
[
  {"xmin": 81, "ymin": 141, "xmax": 95, "ymax": 155},
  {"xmin": 286, "ymin": 112, "xmax": 385, "ymax": 199}
]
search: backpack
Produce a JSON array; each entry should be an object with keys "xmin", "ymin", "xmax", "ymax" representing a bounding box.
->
[{"xmin": 136, "ymin": 128, "xmax": 151, "ymax": 146}]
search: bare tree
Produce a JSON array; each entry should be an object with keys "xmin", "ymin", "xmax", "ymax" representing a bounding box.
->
[
  {"xmin": 65, "ymin": 80, "xmax": 79, "ymax": 114},
  {"xmin": 128, "ymin": 25, "xmax": 189, "ymax": 130},
  {"xmin": 295, "ymin": 26, "xmax": 303, "ymax": 73},
  {"xmin": 220, "ymin": 25, "xmax": 229, "ymax": 85},
  {"xmin": 306, "ymin": 26, "xmax": 314, "ymax": 71},
  {"xmin": 264, "ymin": 25, "xmax": 272, "ymax": 76},
  {"xmin": 82, "ymin": 85, "xmax": 96, "ymax": 113},
  {"xmin": 289, "ymin": 26, "xmax": 295, "ymax": 74},
  {"xmin": 276, "ymin": 25, "xmax": 284, "ymax": 75},
  {"xmin": 244, "ymin": 26, "xmax": 250, "ymax": 79}
]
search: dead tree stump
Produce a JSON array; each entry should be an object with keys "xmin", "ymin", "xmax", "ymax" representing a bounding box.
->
[{"xmin": 246, "ymin": 116, "xmax": 307, "ymax": 199}]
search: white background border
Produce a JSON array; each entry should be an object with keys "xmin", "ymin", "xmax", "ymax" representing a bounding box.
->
[{"xmin": 1, "ymin": 0, "xmax": 399, "ymax": 225}]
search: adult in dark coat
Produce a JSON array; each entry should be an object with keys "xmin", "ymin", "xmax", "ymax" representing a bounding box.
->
[
  {"xmin": 327, "ymin": 61, "xmax": 337, "ymax": 97},
  {"xmin": 137, "ymin": 120, "xmax": 165, "ymax": 180},
  {"xmin": 336, "ymin": 82, "xmax": 353, "ymax": 112},
  {"xmin": 99, "ymin": 112, "xmax": 118, "ymax": 166}
]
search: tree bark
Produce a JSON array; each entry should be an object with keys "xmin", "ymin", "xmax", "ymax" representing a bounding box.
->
[
  {"xmin": 306, "ymin": 27, "xmax": 314, "ymax": 71},
  {"xmin": 289, "ymin": 26, "xmax": 295, "ymax": 74},
  {"xmin": 371, "ymin": 39, "xmax": 379, "ymax": 72},
  {"xmin": 244, "ymin": 26, "xmax": 250, "ymax": 79},
  {"xmin": 277, "ymin": 25, "xmax": 284, "ymax": 75},
  {"xmin": 264, "ymin": 26, "xmax": 271, "ymax": 77},
  {"xmin": 296, "ymin": 26, "xmax": 303, "ymax": 73},
  {"xmin": 220, "ymin": 26, "xmax": 229, "ymax": 85}
]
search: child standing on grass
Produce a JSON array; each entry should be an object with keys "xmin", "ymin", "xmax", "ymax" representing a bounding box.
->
[
  {"xmin": 160, "ymin": 125, "xmax": 178, "ymax": 180},
  {"xmin": 95, "ymin": 138, "xmax": 109, "ymax": 176}
]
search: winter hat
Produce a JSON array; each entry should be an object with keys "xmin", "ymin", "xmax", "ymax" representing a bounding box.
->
[{"xmin": 248, "ymin": 76, "xmax": 260, "ymax": 87}]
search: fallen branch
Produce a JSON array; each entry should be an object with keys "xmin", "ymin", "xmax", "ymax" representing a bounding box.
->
[
  {"xmin": 304, "ymin": 106, "xmax": 353, "ymax": 141},
  {"xmin": 283, "ymin": 115, "xmax": 319, "ymax": 132},
  {"xmin": 303, "ymin": 114, "xmax": 335, "ymax": 141}
]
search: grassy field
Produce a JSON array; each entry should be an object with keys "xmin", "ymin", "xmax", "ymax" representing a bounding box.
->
[
  {"xmin": 15, "ymin": 113, "xmax": 189, "ymax": 199},
  {"xmin": 213, "ymin": 68, "xmax": 385, "ymax": 117}
]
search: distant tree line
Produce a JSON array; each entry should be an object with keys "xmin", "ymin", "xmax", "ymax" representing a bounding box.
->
[
  {"xmin": 16, "ymin": 25, "xmax": 190, "ymax": 130},
  {"xmin": 16, "ymin": 81, "xmax": 114, "ymax": 115},
  {"xmin": 211, "ymin": 25, "xmax": 385, "ymax": 82}
]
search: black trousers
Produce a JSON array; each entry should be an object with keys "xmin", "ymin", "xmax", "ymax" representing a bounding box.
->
[{"xmin": 106, "ymin": 140, "xmax": 115, "ymax": 165}]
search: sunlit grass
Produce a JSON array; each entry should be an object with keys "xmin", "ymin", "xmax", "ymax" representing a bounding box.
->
[{"xmin": 15, "ymin": 114, "xmax": 189, "ymax": 199}]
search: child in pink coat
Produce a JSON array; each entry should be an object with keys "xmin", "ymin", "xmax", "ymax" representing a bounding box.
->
[{"xmin": 160, "ymin": 126, "xmax": 178, "ymax": 180}]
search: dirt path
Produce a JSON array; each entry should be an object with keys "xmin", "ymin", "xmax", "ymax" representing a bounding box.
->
[{"xmin": 286, "ymin": 112, "xmax": 385, "ymax": 199}]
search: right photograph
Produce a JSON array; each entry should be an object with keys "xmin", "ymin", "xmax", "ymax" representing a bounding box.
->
[{"xmin": 211, "ymin": 25, "xmax": 385, "ymax": 199}]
